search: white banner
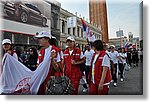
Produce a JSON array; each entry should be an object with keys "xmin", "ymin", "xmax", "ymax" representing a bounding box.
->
[
  {"xmin": 0, "ymin": 52, "xmax": 51, "ymax": 95},
  {"xmin": 67, "ymin": 17, "xmax": 77, "ymax": 28}
]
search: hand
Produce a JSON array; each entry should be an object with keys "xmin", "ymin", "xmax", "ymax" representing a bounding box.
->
[
  {"xmin": 98, "ymin": 83, "xmax": 104, "ymax": 90},
  {"xmin": 71, "ymin": 60, "xmax": 76, "ymax": 65},
  {"xmin": 7, "ymin": 50, "xmax": 12, "ymax": 55},
  {"xmin": 51, "ymin": 51, "xmax": 56, "ymax": 59},
  {"xmin": 113, "ymin": 70, "xmax": 115, "ymax": 74}
]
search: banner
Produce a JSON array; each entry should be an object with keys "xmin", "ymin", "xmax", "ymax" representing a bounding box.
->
[
  {"xmin": 67, "ymin": 17, "xmax": 77, "ymax": 28},
  {"xmin": 116, "ymin": 30, "xmax": 124, "ymax": 37},
  {"xmin": 0, "ymin": 52, "xmax": 51, "ymax": 95}
]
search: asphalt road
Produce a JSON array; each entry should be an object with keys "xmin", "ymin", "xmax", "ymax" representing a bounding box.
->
[{"xmin": 78, "ymin": 62, "xmax": 143, "ymax": 95}]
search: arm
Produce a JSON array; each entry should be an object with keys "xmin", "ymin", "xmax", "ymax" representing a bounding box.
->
[
  {"xmin": 51, "ymin": 51, "xmax": 60, "ymax": 72},
  {"xmin": 75, "ymin": 57, "xmax": 86, "ymax": 65},
  {"xmin": 71, "ymin": 51, "xmax": 86, "ymax": 65},
  {"xmin": 98, "ymin": 67, "xmax": 108, "ymax": 90}
]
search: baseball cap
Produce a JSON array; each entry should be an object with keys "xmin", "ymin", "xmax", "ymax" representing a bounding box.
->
[
  {"xmin": 2, "ymin": 39, "xmax": 11, "ymax": 45},
  {"xmin": 35, "ymin": 31, "xmax": 51, "ymax": 39},
  {"xmin": 110, "ymin": 45, "xmax": 115, "ymax": 48},
  {"xmin": 66, "ymin": 36, "xmax": 75, "ymax": 42}
]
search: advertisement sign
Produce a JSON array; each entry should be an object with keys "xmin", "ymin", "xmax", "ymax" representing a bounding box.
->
[
  {"xmin": 1, "ymin": 0, "xmax": 51, "ymax": 35},
  {"xmin": 67, "ymin": 16, "xmax": 77, "ymax": 28},
  {"xmin": 116, "ymin": 30, "xmax": 124, "ymax": 37}
]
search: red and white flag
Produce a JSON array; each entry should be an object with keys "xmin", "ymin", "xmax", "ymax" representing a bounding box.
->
[
  {"xmin": 81, "ymin": 18, "xmax": 96, "ymax": 42},
  {"xmin": 0, "ymin": 52, "xmax": 51, "ymax": 95}
]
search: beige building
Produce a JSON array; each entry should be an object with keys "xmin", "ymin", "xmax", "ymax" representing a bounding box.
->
[
  {"xmin": 109, "ymin": 36, "xmax": 128, "ymax": 49},
  {"xmin": 60, "ymin": 8, "xmax": 102, "ymax": 51}
]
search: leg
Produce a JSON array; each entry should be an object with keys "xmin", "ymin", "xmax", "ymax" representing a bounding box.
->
[{"xmin": 89, "ymin": 82, "xmax": 98, "ymax": 95}]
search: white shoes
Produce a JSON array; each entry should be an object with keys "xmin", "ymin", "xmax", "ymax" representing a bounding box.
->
[
  {"xmin": 120, "ymin": 78, "xmax": 124, "ymax": 82},
  {"xmin": 113, "ymin": 82, "xmax": 117, "ymax": 87},
  {"xmin": 83, "ymin": 88, "xmax": 88, "ymax": 93}
]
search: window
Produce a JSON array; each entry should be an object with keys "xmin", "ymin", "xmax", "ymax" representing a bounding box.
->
[
  {"xmin": 73, "ymin": 28, "xmax": 76, "ymax": 36},
  {"xmin": 81, "ymin": 29, "xmax": 83, "ymax": 37},
  {"xmin": 62, "ymin": 20, "xmax": 65, "ymax": 33},
  {"xmin": 77, "ymin": 27, "xmax": 80, "ymax": 37},
  {"xmin": 25, "ymin": 4, "xmax": 40, "ymax": 13},
  {"xmin": 68, "ymin": 28, "xmax": 70, "ymax": 34}
]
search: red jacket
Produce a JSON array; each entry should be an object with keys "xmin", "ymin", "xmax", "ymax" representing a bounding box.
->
[
  {"xmin": 89, "ymin": 50, "xmax": 112, "ymax": 85},
  {"xmin": 37, "ymin": 45, "xmax": 59, "ymax": 95},
  {"xmin": 63, "ymin": 48, "xmax": 82, "ymax": 80}
]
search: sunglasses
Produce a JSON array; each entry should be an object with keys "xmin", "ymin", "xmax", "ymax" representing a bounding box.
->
[{"xmin": 3, "ymin": 43, "xmax": 11, "ymax": 45}]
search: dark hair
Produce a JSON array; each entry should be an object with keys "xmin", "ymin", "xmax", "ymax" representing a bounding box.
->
[
  {"xmin": 49, "ymin": 38, "xmax": 57, "ymax": 47},
  {"xmin": 93, "ymin": 40, "xmax": 104, "ymax": 51}
]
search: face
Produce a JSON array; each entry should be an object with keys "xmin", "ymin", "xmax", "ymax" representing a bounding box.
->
[
  {"xmin": 66, "ymin": 40, "xmax": 75, "ymax": 48},
  {"xmin": 3, "ymin": 44, "xmax": 11, "ymax": 51},
  {"xmin": 122, "ymin": 48, "xmax": 125, "ymax": 52},
  {"xmin": 110, "ymin": 47, "xmax": 115, "ymax": 52},
  {"xmin": 29, "ymin": 50, "xmax": 33, "ymax": 54},
  {"xmin": 38, "ymin": 38, "xmax": 49, "ymax": 47}
]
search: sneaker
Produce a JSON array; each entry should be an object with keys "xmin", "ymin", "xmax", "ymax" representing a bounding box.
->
[
  {"xmin": 111, "ymin": 80, "xmax": 114, "ymax": 83},
  {"xmin": 83, "ymin": 88, "xmax": 88, "ymax": 93},
  {"xmin": 113, "ymin": 83, "xmax": 117, "ymax": 87},
  {"xmin": 120, "ymin": 78, "xmax": 124, "ymax": 82}
]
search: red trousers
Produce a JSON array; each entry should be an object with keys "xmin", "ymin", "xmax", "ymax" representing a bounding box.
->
[
  {"xmin": 71, "ymin": 78, "xmax": 80, "ymax": 95},
  {"xmin": 89, "ymin": 82, "xmax": 109, "ymax": 95}
]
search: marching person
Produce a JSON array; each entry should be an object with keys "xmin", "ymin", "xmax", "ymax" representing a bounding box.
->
[
  {"xmin": 63, "ymin": 36, "xmax": 85, "ymax": 95},
  {"xmin": 109, "ymin": 45, "xmax": 123, "ymax": 87},
  {"xmin": 84, "ymin": 44, "xmax": 95, "ymax": 84},
  {"xmin": 49, "ymin": 35, "xmax": 64, "ymax": 76},
  {"xmin": 35, "ymin": 31, "xmax": 61, "ymax": 95},
  {"xmin": 88, "ymin": 40, "xmax": 112, "ymax": 95},
  {"xmin": 118, "ymin": 48, "xmax": 127, "ymax": 82},
  {"xmin": 2, "ymin": 39, "xmax": 18, "ymax": 60},
  {"xmin": 132, "ymin": 48, "xmax": 139, "ymax": 67}
]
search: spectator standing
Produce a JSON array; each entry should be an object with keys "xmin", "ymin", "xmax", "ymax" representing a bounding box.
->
[{"xmin": 26, "ymin": 48, "xmax": 38, "ymax": 71}]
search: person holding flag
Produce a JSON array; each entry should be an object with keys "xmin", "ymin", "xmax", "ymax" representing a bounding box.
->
[{"xmin": 35, "ymin": 31, "xmax": 61, "ymax": 94}]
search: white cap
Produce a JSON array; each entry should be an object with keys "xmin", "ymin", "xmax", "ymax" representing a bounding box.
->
[
  {"xmin": 2, "ymin": 39, "xmax": 11, "ymax": 45},
  {"xmin": 35, "ymin": 31, "xmax": 51, "ymax": 39},
  {"xmin": 51, "ymin": 36, "xmax": 56, "ymax": 39},
  {"xmin": 110, "ymin": 45, "xmax": 115, "ymax": 48},
  {"xmin": 66, "ymin": 36, "xmax": 75, "ymax": 42}
]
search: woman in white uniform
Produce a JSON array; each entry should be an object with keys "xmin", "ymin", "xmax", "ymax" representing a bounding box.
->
[{"xmin": 118, "ymin": 48, "xmax": 127, "ymax": 82}]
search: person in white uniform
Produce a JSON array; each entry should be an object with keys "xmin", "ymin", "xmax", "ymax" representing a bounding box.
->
[
  {"xmin": 2, "ymin": 39, "xmax": 18, "ymax": 60},
  {"xmin": 118, "ymin": 48, "xmax": 127, "ymax": 82},
  {"xmin": 109, "ymin": 45, "xmax": 123, "ymax": 87}
]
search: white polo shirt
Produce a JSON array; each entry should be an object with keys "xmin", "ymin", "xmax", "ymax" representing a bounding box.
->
[
  {"xmin": 109, "ymin": 51, "xmax": 119, "ymax": 64},
  {"xmin": 84, "ymin": 49, "xmax": 95, "ymax": 66}
]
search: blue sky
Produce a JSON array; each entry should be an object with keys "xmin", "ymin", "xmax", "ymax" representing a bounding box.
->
[{"xmin": 57, "ymin": 0, "xmax": 142, "ymax": 39}]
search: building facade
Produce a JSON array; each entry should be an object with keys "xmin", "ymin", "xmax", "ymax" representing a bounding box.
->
[
  {"xmin": 109, "ymin": 36, "xmax": 128, "ymax": 49},
  {"xmin": 60, "ymin": 8, "xmax": 102, "ymax": 51},
  {"xmin": 89, "ymin": 0, "xmax": 109, "ymax": 43}
]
